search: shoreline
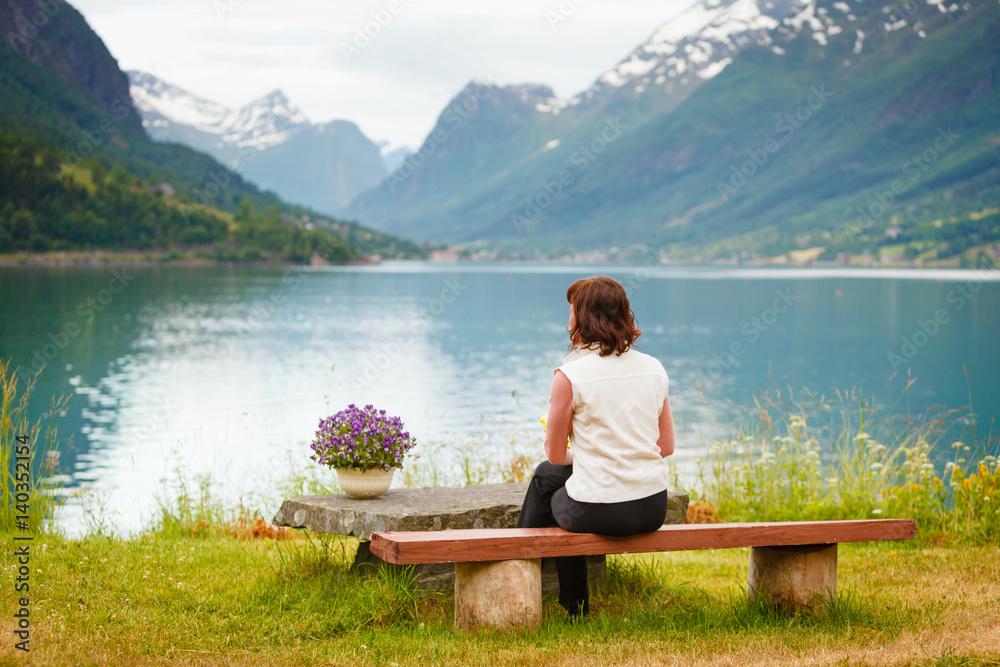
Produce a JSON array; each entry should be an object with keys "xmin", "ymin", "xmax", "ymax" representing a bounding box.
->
[
  {"xmin": 0, "ymin": 250, "xmax": 381, "ymax": 268},
  {"xmin": 0, "ymin": 249, "xmax": 995, "ymax": 271}
]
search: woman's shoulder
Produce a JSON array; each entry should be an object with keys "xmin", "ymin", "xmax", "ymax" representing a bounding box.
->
[
  {"xmin": 561, "ymin": 345, "xmax": 600, "ymax": 365},
  {"xmin": 621, "ymin": 348, "xmax": 668, "ymax": 374}
]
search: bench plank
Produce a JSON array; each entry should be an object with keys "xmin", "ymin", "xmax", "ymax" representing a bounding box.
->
[{"xmin": 371, "ymin": 519, "xmax": 916, "ymax": 564}]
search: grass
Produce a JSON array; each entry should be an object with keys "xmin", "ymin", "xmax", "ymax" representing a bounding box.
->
[
  {"xmin": 3, "ymin": 359, "xmax": 999, "ymax": 665},
  {"xmin": 1, "ymin": 531, "xmax": 997, "ymax": 666},
  {"xmin": 0, "ymin": 359, "xmax": 67, "ymax": 533},
  {"xmin": 694, "ymin": 384, "xmax": 999, "ymax": 546}
]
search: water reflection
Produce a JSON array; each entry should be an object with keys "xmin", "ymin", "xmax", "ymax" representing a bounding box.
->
[{"xmin": 0, "ymin": 263, "xmax": 996, "ymax": 535}]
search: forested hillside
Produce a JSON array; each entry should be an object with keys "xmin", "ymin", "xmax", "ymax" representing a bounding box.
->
[{"xmin": 0, "ymin": 0, "xmax": 420, "ymax": 262}]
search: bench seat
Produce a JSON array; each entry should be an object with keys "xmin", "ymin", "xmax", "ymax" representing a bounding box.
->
[{"xmin": 370, "ymin": 519, "xmax": 917, "ymax": 631}]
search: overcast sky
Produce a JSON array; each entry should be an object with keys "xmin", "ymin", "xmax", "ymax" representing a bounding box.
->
[{"xmin": 71, "ymin": 0, "xmax": 698, "ymax": 148}]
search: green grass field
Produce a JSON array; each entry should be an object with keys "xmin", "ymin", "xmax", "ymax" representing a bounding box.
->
[
  {"xmin": 1, "ymin": 531, "xmax": 997, "ymax": 666},
  {"xmin": 2, "ymin": 360, "xmax": 998, "ymax": 665}
]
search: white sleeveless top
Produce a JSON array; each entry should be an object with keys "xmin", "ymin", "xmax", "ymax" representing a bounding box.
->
[{"xmin": 558, "ymin": 347, "xmax": 669, "ymax": 503}]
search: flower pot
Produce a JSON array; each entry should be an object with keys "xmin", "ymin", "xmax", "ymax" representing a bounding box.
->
[{"xmin": 336, "ymin": 467, "xmax": 396, "ymax": 499}]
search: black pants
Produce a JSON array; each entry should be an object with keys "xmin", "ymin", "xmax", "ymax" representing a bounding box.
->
[{"xmin": 517, "ymin": 461, "xmax": 669, "ymax": 617}]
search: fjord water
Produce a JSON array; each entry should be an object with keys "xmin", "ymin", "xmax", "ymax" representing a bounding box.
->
[{"xmin": 2, "ymin": 263, "xmax": 998, "ymax": 534}]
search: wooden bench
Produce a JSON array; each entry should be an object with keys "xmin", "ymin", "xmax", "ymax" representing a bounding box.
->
[{"xmin": 371, "ymin": 519, "xmax": 917, "ymax": 631}]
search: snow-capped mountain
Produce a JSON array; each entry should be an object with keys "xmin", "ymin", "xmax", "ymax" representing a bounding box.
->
[
  {"xmin": 565, "ymin": 0, "xmax": 807, "ymax": 111},
  {"xmin": 128, "ymin": 71, "xmax": 386, "ymax": 212},
  {"xmin": 346, "ymin": 0, "xmax": 998, "ymax": 257},
  {"xmin": 128, "ymin": 71, "xmax": 310, "ymax": 158}
]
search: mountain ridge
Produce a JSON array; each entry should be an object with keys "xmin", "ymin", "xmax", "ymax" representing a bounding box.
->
[
  {"xmin": 127, "ymin": 70, "xmax": 388, "ymax": 213},
  {"xmin": 0, "ymin": 0, "xmax": 422, "ymax": 262},
  {"xmin": 345, "ymin": 0, "xmax": 1000, "ymax": 265}
]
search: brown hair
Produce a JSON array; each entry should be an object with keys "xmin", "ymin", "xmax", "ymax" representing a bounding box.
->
[{"xmin": 566, "ymin": 276, "xmax": 641, "ymax": 356}]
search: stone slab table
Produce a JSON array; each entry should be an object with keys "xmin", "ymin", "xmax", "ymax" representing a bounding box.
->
[{"xmin": 273, "ymin": 482, "xmax": 689, "ymax": 590}]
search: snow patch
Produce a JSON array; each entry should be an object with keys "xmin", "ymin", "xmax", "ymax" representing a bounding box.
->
[
  {"xmin": 578, "ymin": 0, "xmax": 803, "ymax": 103},
  {"xmin": 129, "ymin": 72, "xmax": 310, "ymax": 150},
  {"xmin": 882, "ymin": 18, "xmax": 907, "ymax": 32},
  {"xmin": 787, "ymin": 0, "xmax": 825, "ymax": 35},
  {"xmin": 617, "ymin": 55, "xmax": 659, "ymax": 78},
  {"xmin": 698, "ymin": 56, "xmax": 733, "ymax": 79}
]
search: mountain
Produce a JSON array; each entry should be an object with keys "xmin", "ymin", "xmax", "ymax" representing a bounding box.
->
[
  {"xmin": 0, "ymin": 0, "xmax": 142, "ymax": 135},
  {"xmin": 128, "ymin": 71, "xmax": 387, "ymax": 212},
  {"xmin": 378, "ymin": 142, "xmax": 414, "ymax": 174},
  {"xmin": 346, "ymin": 0, "xmax": 1000, "ymax": 264},
  {"xmin": 573, "ymin": 0, "xmax": 804, "ymax": 117},
  {"xmin": 0, "ymin": 0, "xmax": 421, "ymax": 261}
]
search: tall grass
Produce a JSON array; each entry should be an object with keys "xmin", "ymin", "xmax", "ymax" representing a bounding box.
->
[
  {"xmin": 0, "ymin": 359, "xmax": 68, "ymax": 532},
  {"xmin": 694, "ymin": 385, "xmax": 999, "ymax": 545}
]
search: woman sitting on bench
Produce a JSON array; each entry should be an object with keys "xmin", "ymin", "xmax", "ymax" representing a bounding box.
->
[{"xmin": 518, "ymin": 275, "xmax": 676, "ymax": 618}]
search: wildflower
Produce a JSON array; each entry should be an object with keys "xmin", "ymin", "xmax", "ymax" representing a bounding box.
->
[
  {"xmin": 311, "ymin": 405, "xmax": 416, "ymax": 472},
  {"xmin": 872, "ymin": 509, "xmax": 883, "ymax": 514},
  {"xmin": 870, "ymin": 462, "xmax": 884, "ymax": 472}
]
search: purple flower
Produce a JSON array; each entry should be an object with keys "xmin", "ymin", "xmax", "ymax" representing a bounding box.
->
[{"xmin": 309, "ymin": 404, "xmax": 417, "ymax": 472}]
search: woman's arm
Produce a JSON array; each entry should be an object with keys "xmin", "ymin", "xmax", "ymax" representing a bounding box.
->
[
  {"xmin": 545, "ymin": 370, "xmax": 574, "ymax": 465},
  {"xmin": 657, "ymin": 395, "xmax": 675, "ymax": 457}
]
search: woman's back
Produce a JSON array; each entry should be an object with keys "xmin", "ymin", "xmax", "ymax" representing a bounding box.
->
[{"xmin": 558, "ymin": 347, "xmax": 669, "ymax": 503}]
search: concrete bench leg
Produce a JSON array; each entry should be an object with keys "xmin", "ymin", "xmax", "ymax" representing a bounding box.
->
[
  {"xmin": 454, "ymin": 559, "xmax": 542, "ymax": 632},
  {"xmin": 748, "ymin": 544, "xmax": 837, "ymax": 611}
]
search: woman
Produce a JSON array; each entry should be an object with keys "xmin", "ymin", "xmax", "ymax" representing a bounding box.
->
[{"xmin": 517, "ymin": 276, "xmax": 675, "ymax": 618}]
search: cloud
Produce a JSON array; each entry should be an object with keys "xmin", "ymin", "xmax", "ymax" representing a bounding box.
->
[{"xmin": 72, "ymin": 0, "xmax": 697, "ymax": 146}]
